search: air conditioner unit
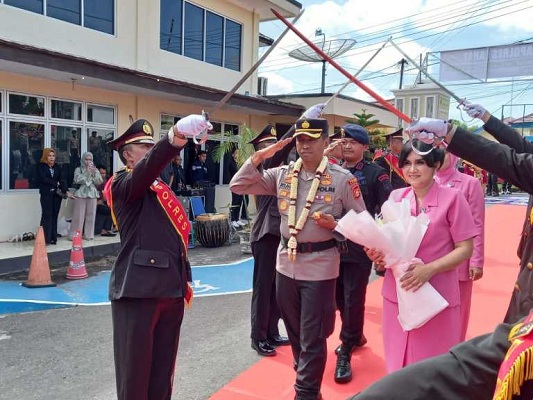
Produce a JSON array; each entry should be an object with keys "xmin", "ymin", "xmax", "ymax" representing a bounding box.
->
[{"xmin": 258, "ymin": 77, "xmax": 268, "ymax": 96}]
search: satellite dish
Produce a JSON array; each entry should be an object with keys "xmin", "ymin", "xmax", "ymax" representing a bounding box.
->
[{"xmin": 289, "ymin": 38, "xmax": 356, "ymax": 93}]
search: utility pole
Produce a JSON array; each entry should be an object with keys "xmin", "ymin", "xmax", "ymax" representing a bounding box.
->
[{"xmin": 398, "ymin": 58, "xmax": 407, "ymax": 89}]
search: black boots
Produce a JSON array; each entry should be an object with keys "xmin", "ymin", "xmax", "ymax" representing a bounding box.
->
[{"xmin": 334, "ymin": 343, "xmax": 353, "ymax": 383}]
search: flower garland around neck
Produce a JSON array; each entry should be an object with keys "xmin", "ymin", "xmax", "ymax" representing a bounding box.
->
[{"xmin": 287, "ymin": 156, "xmax": 329, "ymax": 261}]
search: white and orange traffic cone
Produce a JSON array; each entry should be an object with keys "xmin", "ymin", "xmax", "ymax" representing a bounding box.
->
[
  {"xmin": 66, "ymin": 230, "xmax": 88, "ymax": 280},
  {"xmin": 22, "ymin": 226, "xmax": 56, "ymax": 288}
]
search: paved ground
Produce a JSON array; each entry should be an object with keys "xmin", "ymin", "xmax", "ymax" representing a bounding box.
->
[{"xmin": 0, "ymin": 240, "xmax": 264, "ymax": 400}]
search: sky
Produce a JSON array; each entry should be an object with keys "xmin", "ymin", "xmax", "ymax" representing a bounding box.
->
[{"xmin": 258, "ymin": 0, "xmax": 533, "ymax": 125}]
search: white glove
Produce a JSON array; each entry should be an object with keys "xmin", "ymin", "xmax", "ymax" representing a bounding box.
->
[
  {"xmin": 301, "ymin": 103, "xmax": 326, "ymax": 119},
  {"xmin": 176, "ymin": 114, "xmax": 213, "ymax": 138},
  {"xmin": 463, "ymin": 102, "xmax": 487, "ymax": 120},
  {"xmin": 406, "ymin": 118, "xmax": 449, "ymax": 142}
]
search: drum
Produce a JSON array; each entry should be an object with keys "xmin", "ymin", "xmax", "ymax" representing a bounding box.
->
[{"xmin": 195, "ymin": 213, "xmax": 229, "ymax": 247}]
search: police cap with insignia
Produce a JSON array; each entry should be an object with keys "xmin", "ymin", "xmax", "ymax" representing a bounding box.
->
[
  {"xmin": 294, "ymin": 118, "xmax": 328, "ymax": 139},
  {"xmin": 107, "ymin": 119, "xmax": 155, "ymax": 151},
  {"xmin": 343, "ymin": 124, "xmax": 369, "ymax": 145},
  {"xmin": 249, "ymin": 124, "xmax": 277, "ymax": 146},
  {"xmin": 383, "ymin": 128, "xmax": 403, "ymax": 141}
]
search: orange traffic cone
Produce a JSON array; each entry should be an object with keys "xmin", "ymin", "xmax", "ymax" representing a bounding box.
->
[
  {"xmin": 66, "ymin": 230, "xmax": 88, "ymax": 280},
  {"xmin": 22, "ymin": 226, "xmax": 56, "ymax": 288}
]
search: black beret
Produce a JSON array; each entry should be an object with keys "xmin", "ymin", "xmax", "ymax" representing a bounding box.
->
[{"xmin": 343, "ymin": 124, "xmax": 369, "ymax": 145}]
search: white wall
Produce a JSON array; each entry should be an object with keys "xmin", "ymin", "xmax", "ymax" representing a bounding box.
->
[{"xmin": 0, "ymin": 0, "xmax": 257, "ymax": 95}]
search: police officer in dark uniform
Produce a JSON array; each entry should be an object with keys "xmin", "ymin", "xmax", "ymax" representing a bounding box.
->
[
  {"xmin": 106, "ymin": 115, "xmax": 210, "ymax": 400},
  {"xmin": 333, "ymin": 124, "xmax": 392, "ymax": 383},
  {"xmin": 348, "ymin": 309, "xmax": 533, "ymax": 400},
  {"xmin": 373, "ymin": 128, "xmax": 408, "ymax": 190},
  {"xmin": 248, "ymin": 124, "xmax": 290, "ymax": 356}
]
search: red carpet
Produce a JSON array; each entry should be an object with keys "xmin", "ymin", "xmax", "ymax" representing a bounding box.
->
[{"xmin": 210, "ymin": 205, "xmax": 524, "ymax": 400}]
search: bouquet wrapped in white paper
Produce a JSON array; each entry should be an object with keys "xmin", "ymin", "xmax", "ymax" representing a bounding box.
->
[{"xmin": 335, "ymin": 199, "xmax": 449, "ymax": 331}]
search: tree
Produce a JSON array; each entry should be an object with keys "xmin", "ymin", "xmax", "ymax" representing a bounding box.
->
[
  {"xmin": 210, "ymin": 125, "xmax": 257, "ymax": 167},
  {"xmin": 346, "ymin": 109, "xmax": 380, "ymax": 127}
]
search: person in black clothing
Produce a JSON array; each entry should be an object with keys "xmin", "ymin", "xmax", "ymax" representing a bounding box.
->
[
  {"xmin": 247, "ymin": 124, "xmax": 290, "ymax": 357},
  {"xmin": 161, "ymin": 155, "xmax": 187, "ymax": 194},
  {"xmin": 228, "ymin": 148, "xmax": 248, "ymax": 228},
  {"xmin": 34, "ymin": 148, "xmax": 73, "ymax": 244},
  {"xmin": 95, "ymin": 165, "xmax": 116, "ymax": 237},
  {"xmin": 333, "ymin": 125, "xmax": 392, "ymax": 383},
  {"xmin": 191, "ymin": 150, "xmax": 209, "ymax": 185}
]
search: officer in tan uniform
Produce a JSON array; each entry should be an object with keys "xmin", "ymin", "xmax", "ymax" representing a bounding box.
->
[{"xmin": 230, "ymin": 118, "xmax": 366, "ymax": 400}]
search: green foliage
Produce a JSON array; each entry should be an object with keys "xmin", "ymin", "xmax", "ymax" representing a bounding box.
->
[
  {"xmin": 346, "ymin": 109, "xmax": 380, "ymax": 127},
  {"xmin": 210, "ymin": 125, "xmax": 257, "ymax": 167}
]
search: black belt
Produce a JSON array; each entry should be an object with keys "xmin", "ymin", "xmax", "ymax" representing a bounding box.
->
[{"xmin": 281, "ymin": 237, "xmax": 337, "ymax": 253}]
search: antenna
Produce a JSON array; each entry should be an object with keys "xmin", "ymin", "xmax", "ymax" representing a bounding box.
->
[{"xmin": 289, "ymin": 30, "xmax": 356, "ymax": 94}]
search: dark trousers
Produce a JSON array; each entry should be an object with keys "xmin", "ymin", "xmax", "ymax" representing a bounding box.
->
[
  {"xmin": 250, "ymin": 234, "xmax": 281, "ymax": 340},
  {"xmin": 95, "ymin": 203, "xmax": 113, "ymax": 234},
  {"xmin": 487, "ymin": 173, "xmax": 499, "ymax": 195},
  {"xmin": 40, "ymin": 193, "xmax": 62, "ymax": 243},
  {"xmin": 336, "ymin": 258, "xmax": 373, "ymax": 346},
  {"xmin": 276, "ymin": 272, "xmax": 336, "ymax": 400},
  {"xmin": 111, "ymin": 297, "xmax": 184, "ymax": 400},
  {"xmin": 230, "ymin": 192, "xmax": 248, "ymax": 221}
]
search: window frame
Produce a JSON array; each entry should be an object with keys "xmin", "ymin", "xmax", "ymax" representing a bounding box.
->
[
  {"xmin": 1, "ymin": 0, "xmax": 116, "ymax": 35},
  {"xmin": 410, "ymin": 97, "xmax": 420, "ymax": 120},
  {"xmin": 425, "ymin": 95, "xmax": 435, "ymax": 118},
  {"xmin": 0, "ymin": 92, "xmax": 116, "ymax": 193},
  {"xmin": 159, "ymin": 0, "xmax": 242, "ymax": 71}
]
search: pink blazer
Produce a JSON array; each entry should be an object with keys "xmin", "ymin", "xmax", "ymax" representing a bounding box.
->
[
  {"xmin": 381, "ymin": 183, "xmax": 478, "ymax": 307},
  {"xmin": 436, "ymin": 160, "xmax": 485, "ymax": 281}
]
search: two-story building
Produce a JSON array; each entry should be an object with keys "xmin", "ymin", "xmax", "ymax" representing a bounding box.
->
[{"xmin": 0, "ymin": 0, "xmax": 304, "ymax": 241}]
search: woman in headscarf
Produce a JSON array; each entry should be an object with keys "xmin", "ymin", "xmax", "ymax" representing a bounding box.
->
[
  {"xmin": 435, "ymin": 150, "xmax": 485, "ymax": 341},
  {"xmin": 35, "ymin": 148, "xmax": 71, "ymax": 245},
  {"xmin": 69, "ymin": 151, "xmax": 103, "ymax": 240}
]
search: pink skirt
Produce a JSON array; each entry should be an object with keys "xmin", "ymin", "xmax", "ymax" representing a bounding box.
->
[
  {"xmin": 382, "ymin": 297, "xmax": 461, "ymax": 373},
  {"xmin": 459, "ymin": 280, "xmax": 473, "ymax": 341}
]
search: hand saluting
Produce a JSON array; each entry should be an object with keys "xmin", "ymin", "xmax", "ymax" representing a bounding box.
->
[{"xmin": 251, "ymin": 138, "xmax": 293, "ymax": 167}]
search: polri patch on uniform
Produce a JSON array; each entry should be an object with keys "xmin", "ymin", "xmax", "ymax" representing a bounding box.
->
[
  {"xmin": 279, "ymin": 199, "xmax": 289, "ymax": 211},
  {"xmin": 324, "ymin": 194, "xmax": 333, "ymax": 203},
  {"xmin": 280, "ymin": 190, "xmax": 288, "ymax": 197},
  {"xmin": 348, "ymin": 177, "xmax": 361, "ymax": 199}
]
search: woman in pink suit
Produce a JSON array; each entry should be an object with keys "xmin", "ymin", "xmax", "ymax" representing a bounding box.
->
[
  {"xmin": 369, "ymin": 142, "xmax": 477, "ymax": 372},
  {"xmin": 435, "ymin": 151, "xmax": 485, "ymax": 341}
]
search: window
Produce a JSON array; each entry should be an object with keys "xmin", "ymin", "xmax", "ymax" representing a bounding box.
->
[
  {"xmin": 396, "ymin": 98, "xmax": 404, "ymax": 113},
  {"xmin": 425, "ymin": 96, "xmax": 435, "ymax": 118},
  {"xmin": 84, "ymin": 0, "xmax": 114, "ymax": 34},
  {"xmin": 3, "ymin": 93, "xmax": 116, "ymax": 192},
  {"xmin": 410, "ymin": 98, "xmax": 419, "ymax": 120},
  {"xmin": 9, "ymin": 121, "xmax": 44, "ymax": 190},
  {"xmin": 9, "ymin": 93, "xmax": 45, "ymax": 117},
  {"xmin": 3, "ymin": 0, "xmax": 114, "ymax": 34},
  {"xmin": 160, "ymin": 0, "xmax": 182, "ymax": 54},
  {"xmin": 51, "ymin": 99, "xmax": 82, "ymax": 121},
  {"xmin": 47, "ymin": 0, "xmax": 81, "ymax": 25},
  {"xmin": 86, "ymin": 127, "xmax": 114, "ymax": 177},
  {"xmin": 184, "ymin": 3, "xmax": 204, "ymax": 61},
  {"xmin": 225, "ymin": 20, "xmax": 241, "ymax": 71},
  {"xmin": 159, "ymin": 1, "xmax": 242, "ymax": 71},
  {"xmin": 206, "ymin": 11, "xmax": 223, "ymax": 67},
  {"xmin": 87, "ymin": 104, "xmax": 114, "ymax": 124},
  {"xmin": 5, "ymin": 0, "xmax": 43, "ymax": 14},
  {"xmin": 52, "ymin": 125, "xmax": 81, "ymax": 187}
]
